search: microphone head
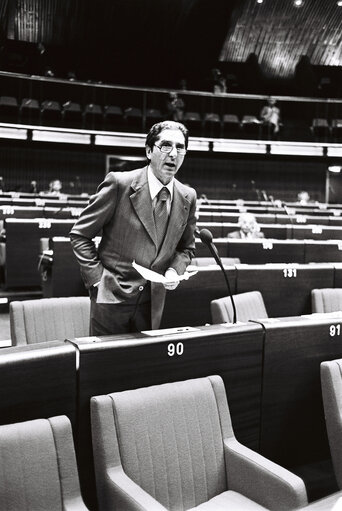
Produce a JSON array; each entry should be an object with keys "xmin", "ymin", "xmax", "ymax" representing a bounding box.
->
[{"xmin": 199, "ymin": 228, "xmax": 213, "ymax": 244}]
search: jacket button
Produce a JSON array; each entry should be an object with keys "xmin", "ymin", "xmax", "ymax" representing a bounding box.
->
[{"xmin": 139, "ymin": 285, "xmax": 144, "ymax": 291}]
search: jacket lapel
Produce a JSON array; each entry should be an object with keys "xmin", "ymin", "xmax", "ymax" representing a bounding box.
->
[{"xmin": 130, "ymin": 167, "xmax": 158, "ymax": 248}]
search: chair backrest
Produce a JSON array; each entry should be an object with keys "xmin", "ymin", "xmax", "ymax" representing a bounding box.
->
[
  {"xmin": 211, "ymin": 290, "xmax": 268, "ymax": 323},
  {"xmin": 0, "ymin": 415, "xmax": 88, "ymax": 510},
  {"xmin": 312, "ymin": 288, "xmax": 342, "ymax": 313},
  {"xmin": 10, "ymin": 296, "xmax": 90, "ymax": 345},
  {"xmin": 91, "ymin": 375, "xmax": 232, "ymax": 511},
  {"xmin": 321, "ymin": 359, "xmax": 342, "ymax": 489}
]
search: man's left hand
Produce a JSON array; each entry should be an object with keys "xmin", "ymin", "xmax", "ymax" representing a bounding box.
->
[{"xmin": 163, "ymin": 268, "xmax": 179, "ymax": 290}]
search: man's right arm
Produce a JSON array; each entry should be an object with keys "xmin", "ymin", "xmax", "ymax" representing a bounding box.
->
[{"xmin": 70, "ymin": 172, "xmax": 118, "ymax": 288}]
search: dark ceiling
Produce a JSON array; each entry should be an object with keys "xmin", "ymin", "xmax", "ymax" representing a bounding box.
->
[{"xmin": 0, "ymin": 0, "xmax": 341, "ymax": 96}]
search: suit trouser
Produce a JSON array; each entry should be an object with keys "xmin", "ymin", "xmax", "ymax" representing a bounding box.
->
[{"xmin": 89, "ymin": 283, "xmax": 151, "ymax": 336}]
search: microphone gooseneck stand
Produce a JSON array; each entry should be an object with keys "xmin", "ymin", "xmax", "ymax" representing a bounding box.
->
[{"xmin": 198, "ymin": 228, "xmax": 237, "ymax": 324}]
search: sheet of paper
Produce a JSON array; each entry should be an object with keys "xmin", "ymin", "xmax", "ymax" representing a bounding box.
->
[{"xmin": 132, "ymin": 260, "xmax": 198, "ymax": 283}]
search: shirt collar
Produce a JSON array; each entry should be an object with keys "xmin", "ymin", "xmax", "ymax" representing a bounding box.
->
[{"xmin": 147, "ymin": 166, "xmax": 174, "ymax": 201}]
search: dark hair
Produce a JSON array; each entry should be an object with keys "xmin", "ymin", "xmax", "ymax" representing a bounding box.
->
[{"xmin": 145, "ymin": 120, "xmax": 189, "ymax": 150}]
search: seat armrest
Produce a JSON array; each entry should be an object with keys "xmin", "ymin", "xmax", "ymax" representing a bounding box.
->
[
  {"xmin": 63, "ymin": 496, "xmax": 90, "ymax": 511},
  {"xmin": 104, "ymin": 467, "xmax": 168, "ymax": 511},
  {"xmin": 224, "ymin": 438, "xmax": 308, "ymax": 510}
]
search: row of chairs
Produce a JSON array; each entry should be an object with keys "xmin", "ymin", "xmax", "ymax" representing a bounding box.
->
[
  {"xmin": 0, "ymin": 95, "xmax": 267, "ymax": 135},
  {"xmin": 9, "ymin": 287, "xmax": 341, "ymax": 346},
  {"xmin": 211, "ymin": 288, "xmax": 342, "ymax": 324},
  {"xmin": 311, "ymin": 118, "xmax": 342, "ymax": 139},
  {"xmin": 3, "ymin": 366, "xmax": 342, "ymax": 510}
]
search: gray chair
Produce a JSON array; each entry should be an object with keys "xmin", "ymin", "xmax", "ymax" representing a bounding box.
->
[
  {"xmin": 10, "ymin": 296, "xmax": 90, "ymax": 345},
  {"xmin": 0, "ymin": 415, "xmax": 89, "ymax": 510},
  {"xmin": 91, "ymin": 375, "xmax": 308, "ymax": 511},
  {"xmin": 211, "ymin": 290, "xmax": 268, "ymax": 323},
  {"xmin": 321, "ymin": 359, "xmax": 342, "ymax": 490},
  {"xmin": 311, "ymin": 288, "xmax": 342, "ymax": 313}
]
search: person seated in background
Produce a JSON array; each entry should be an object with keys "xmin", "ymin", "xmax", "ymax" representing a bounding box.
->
[
  {"xmin": 166, "ymin": 92, "xmax": 185, "ymax": 122},
  {"xmin": 297, "ymin": 190, "xmax": 310, "ymax": 205},
  {"xmin": 44, "ymin": 179, "xmax": 64, "ymax": 196},
  {"xmin": 260, "ymin": 97, "xmax": 281, "ymax": 134},
  {"xmin": 227, "ymin": 212, "xmax": 265, "ymax": 239}
]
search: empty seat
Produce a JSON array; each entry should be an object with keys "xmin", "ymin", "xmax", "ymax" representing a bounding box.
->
[
  {"xmin": 203, "ymin": 112, "xmax": 221, "ymax": 137},
  {"xmin": 241, "ymin": 115, "xmax": 261, "ymax": 136},
  {"xmin": 222, "ymin": 114, "xmax": 240, "ymax": 136},
  {"xmin": 10, "ymin": 296, "xmax": 90, "ymax": 345},
  {"xmin": 211, "ymin": 290, "xmax": 268, "ymax": 323},
  {"xmin": 146, "ymin": 108, "xmax": 163, "ymax": 128},
  {"xmin": 103, "ymin": 105, "xmax": 123, "ymax": 130},
  {"xmin": 41, "ymin": 100, "xmax": 62, "ymax": 126},
  {"xmin": 184, "ymin": 111, "xmax": 202, "ymax": 135},
  {"xmin": 331, "ymin": 119, "xmax": 342, "ymax": 139},
  {"xmin": 0, "ymin": 415, "xmax": 89, "ymax": 510},
  {"xmin": 321, "ymin": 358, "xmax": 342, "ymax": 489},
  {"xmin": 0, "ymin": 96, "xmax": 18, "ymax": 123},
  {"xmin": 311, "ymin": 118, "xmax": 330, "ymax": 139},
  {"xmin": 20, "ymin": 98, "xmax": 40, "ymax": 124},
  {"xmin": 91, "ymin": 375, "xmax": 308, "ymax": 510},
  {"xmin": 84, "ymin": 103, "xmax": 103, "ymax": 129},
  {"xmin": 311, "ymin": 288, "xmax": 342, "ymax": 313},
  {"xmin": 62, "ymin": 101, "xmax": 83, "ymax": 127},
  {"xmin": 124, "ymin": 106, "xmax": 143, "ymax": 131}
]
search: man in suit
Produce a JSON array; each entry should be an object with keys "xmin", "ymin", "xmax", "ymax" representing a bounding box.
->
[
  {"xmin": 227, "ymin": 212, "xmax": 264, "ymax": 239},
  {"xmin": 70, "ymin": 120, "xmax": 197, "ymax": 335}
]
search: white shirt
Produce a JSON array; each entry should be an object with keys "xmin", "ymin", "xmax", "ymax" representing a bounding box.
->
[{"xmin": 148, "ymin": 166, "xmax": 173, "ymax": 215}]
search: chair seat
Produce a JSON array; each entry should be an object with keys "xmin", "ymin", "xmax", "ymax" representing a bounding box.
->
[{"xmin": 188, "ymin": 490, "xmax": 267, "ymax": 510}]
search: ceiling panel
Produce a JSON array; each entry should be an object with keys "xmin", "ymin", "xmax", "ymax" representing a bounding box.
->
[{"xmin": 220, "ymin": 0, "xmax": 342, "ymax": 77}]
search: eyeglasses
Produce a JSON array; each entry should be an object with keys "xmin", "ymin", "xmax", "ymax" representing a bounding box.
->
[{"xmin": 154, "ymin": 143, "xmax": 187, "ymax": 155}]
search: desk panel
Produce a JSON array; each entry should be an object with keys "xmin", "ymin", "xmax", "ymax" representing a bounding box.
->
[
  {"xmin": 236, "ymin": 264, "xmax": 335, "ymax": 317},
  {"xmin": 305, "ymin": 241, "xmax": 342, "ymax": 263},
  {"xmin": 0, "ymin": 341, "xmax": 77, "ymax": 426},
  {"xmin": 5, "ymin": 218, "xmax": 75, "ymax": 288},
  {"xmin": 69, "ymin": 324, "xmax": 264, "ymax": 508},
  {"xmin": 260, "ymin": 317, "xmax": 342, "ymax": 470},
  {"xmin": 227, "ymin": 239, "xmax": 305, "ymax": 264},
  {"xmin": 161, "ymin": 266, "xmax": 236, "ymax": 328},
  {"xmin": 42, "ymin": 237, "xmax": 87, "ymax": 297}
]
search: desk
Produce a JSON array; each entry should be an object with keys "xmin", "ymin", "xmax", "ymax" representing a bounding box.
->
[
  {"xmin": 161, "ymin": 266, "xmax": 236, "ymax": 328},
  {"xmin": 42, "ymin": 237, "xmax": 87, "ymax": 297},
  {"xmin": 236, "ymin": 263, "xmax": 335, "ymax": 317},
  {"xmin": 5, "ymin": 218, "xmax": 75, "ymax": 288},
  {"xmin": 69, "ymin": 323, "xmax": 264, "ymax": 508},
  {"xmin": 305, "ymin": 241, "xmax": 342, "ymax": 263}
]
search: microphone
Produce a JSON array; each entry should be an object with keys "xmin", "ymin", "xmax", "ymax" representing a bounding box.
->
[{"xmin": 198, "ymin": 228, "xmax": 237, "ymax": 324}]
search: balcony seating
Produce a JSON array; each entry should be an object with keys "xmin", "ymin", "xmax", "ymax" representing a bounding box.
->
[
  {"xmin": 62, "ymin": 101, "xmax": 83, "ymax": 127},
  {"xmin": 124, "ymin": 106, "xmax": 143, "ymax": 131},
  {"xmin": 241, "ymin": 115, "xmax": 261, "ymax": 137},
  {"xmin": 222, "ymin": 114, "xmax": 240, "ymax": 137},
  {"xmin": 0, "ymin": 96, "xmax": 18, "ymax": 123},
  {"xmin": 20, "ymin": 98, "xmax": 40, "ymax": 124},
  {"xmin": 84, "ymin": 103, "xmax": 103, "ymax": 129},
  {"xmin": 203, "ymin": 112, "xmax": 221, "ymax": 137},
  {"xmin": 41, "ymin": 100, "xmax": 62, "ymax": 126},
  {"xmin": 103, "ymin": 105, "xmax": 123, "ymax": 130},
  {"xmin": 311, "ymin": 118, "xmax": 330, "ymax": 139},
  {"xmin": 184, "ymin": 111, "xmax": 202, "ymax": 136}
]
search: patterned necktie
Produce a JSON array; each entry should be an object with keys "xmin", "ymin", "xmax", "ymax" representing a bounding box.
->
[{"xmin": 154, "ymin": 187, "xmax": 170, "ymax": 247}]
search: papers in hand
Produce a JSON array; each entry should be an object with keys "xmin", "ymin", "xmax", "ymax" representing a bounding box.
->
[{"xmin": 132, "ymin": 260, "xmax": 198, "ymax": 284}]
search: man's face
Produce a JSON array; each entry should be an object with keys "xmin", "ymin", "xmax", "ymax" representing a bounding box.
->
[
  {"xmin": 146, "ymin": 128, "xmax": 186, "ymax": 185},
  {"xmin": 239, "ymin": 215, "xmax": 257, "ymax": 234}
]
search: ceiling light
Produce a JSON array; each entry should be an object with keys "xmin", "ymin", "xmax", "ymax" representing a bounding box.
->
[
  {"xmin": 338, "ymin": 0, "xmax": 342, "ymax": 6},
  {"xmin": 294, "ymin": 0, "xmax": 303, "ymax": 5},
  {"xmin": 328, "ymin": 166, "xmax": 341, "ymax": 173},
  {"xmin": 256, "ymin": 0, "xmax": 263, "ymax": 3}
]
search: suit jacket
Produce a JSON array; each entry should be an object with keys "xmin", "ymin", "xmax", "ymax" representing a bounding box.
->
[
  {"xmin": 227, "ymin": 229, "xmax": 265, "ymax": 239},
  {"xmin": 70, "ymin": 167, "xmax": 197, "ymax": 328}
]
